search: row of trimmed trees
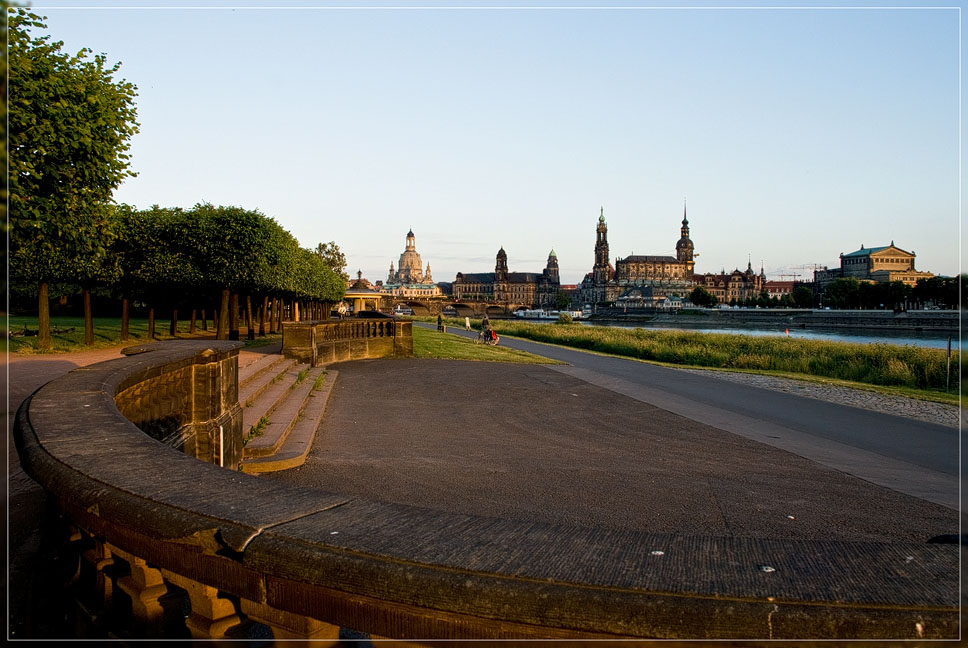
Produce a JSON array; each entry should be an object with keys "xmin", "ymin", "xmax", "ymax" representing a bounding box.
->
[
  {"xmin": 13, "ymin": 201, "xmax": 347, "ymax": 350},
  {"xmin": 113, "ymin": 203, "xmax": 346, "ymax": 343}
]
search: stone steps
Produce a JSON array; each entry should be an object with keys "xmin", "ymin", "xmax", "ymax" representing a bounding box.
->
[
  {"xmin": 239, "ymin": 355, "xmax": 297, "ymax": 406},
  {"xmin": 237, "ymin": 353, "xmax": 336, "ymax": 474},
  {"xmin": 240, "ymin": 370, "xmax": 337, "ymax": 474}
]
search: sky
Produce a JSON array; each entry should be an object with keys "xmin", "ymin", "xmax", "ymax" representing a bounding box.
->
[{"xmin": 21, "ymin": 0, "xmax": 965, "ymax": 285}]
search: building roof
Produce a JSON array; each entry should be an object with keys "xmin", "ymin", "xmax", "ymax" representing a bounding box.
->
[
  {"xmin": 842, "ymin": 243, "xmax": 913, "ymax": 258},
  {"xmin": 620, "ymin": 255, "xmax": 680, "ymax": 264},
  {"xmin": 457, "ymin": 272, "xmax": 496, "ymax": 283},
  {"xmin": 507, "ymin": 272, "xmax": 542, "ymax": 282}
]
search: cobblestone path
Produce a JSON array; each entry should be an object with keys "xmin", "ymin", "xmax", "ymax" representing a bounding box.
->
[{"xmin": 680, "ymin": 368, "xmax": 961, "ymax": 428}]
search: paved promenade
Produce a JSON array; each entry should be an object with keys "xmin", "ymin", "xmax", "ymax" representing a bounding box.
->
[
  {"xmin": 266, "ymin": 357, "xmax": 958, "ymax": 544},
  {"xmin": 422, "ymin": 323, "xmax": 962, "ymax": 510}
]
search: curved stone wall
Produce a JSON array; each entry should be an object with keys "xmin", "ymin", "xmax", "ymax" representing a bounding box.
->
[{"xmin": 14, "ymin": 341, "xmax": 959, "ymax": 640}]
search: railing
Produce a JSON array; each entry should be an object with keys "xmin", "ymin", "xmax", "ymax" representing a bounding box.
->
[
  {"xmin": 281, "ymin": 317, "xmax": 413, "ymax": 366},
  {"xmin": 13, "ymin": 340, "xmax": 959, "ymax": 640}
]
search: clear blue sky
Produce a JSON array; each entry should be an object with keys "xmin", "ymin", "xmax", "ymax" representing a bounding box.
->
[{"xmin": 24, "ymin": 1, "xmax": 964, "ymax": 284}]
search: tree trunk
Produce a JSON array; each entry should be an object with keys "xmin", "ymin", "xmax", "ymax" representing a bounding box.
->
[
  {"xmin": 169, "ymin": 308, "xmax": 178, "ymax": 336},
  {"xmin": 201, "ymin": 308, "xmax": 207, "ymax": 331},
  {"xmin": 83, "ymin": 289, "xmax": 94, "ymax": 345},
  {"xmin": 190, "ymin": 309, "xmax": 197, "ymax": 334},
  {"xmin": 217, "ymin": 289, "xmax": 230, "ymax": 340},
  {"xmin": 229, "ymin": 293, "xmax": 240, "ymax": 341},
  {"xmin": 148, "ymin": 307, "xmax": 156, "ymax": 339},
  {"xmin": 277, "ymin": 298, "xmax": 284, "ymax": 330},
  {"xmin": 37, "ymin": 282, "xmax": 52, "ymax": 351},
  {"xmin": 269, "ymin": 298, "xmax": 277, "ymax": 334},
  {"xmin": 121, "ymin": 298, "xmax": 130, "ymax": 341},
  {"xmin": 293, "ymin": 301, "xmax": 300, "ymax": 322},
  {"xmin": 245, "ymin": 295, "xmax": 255, "ymax": 341},
  {"xmin": 259, "ymin": 296, "xmax": 268, "ymax": 336}
]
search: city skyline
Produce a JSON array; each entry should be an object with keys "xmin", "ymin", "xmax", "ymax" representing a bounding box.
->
[{"xmin": 26, "ymin": 0, "xmax": 963, "ymax": 284}]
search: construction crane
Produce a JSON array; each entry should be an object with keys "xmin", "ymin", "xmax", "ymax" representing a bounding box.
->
[{"xmin": 777, "ymin": 273, "xmax": 800, "ymax": 281}]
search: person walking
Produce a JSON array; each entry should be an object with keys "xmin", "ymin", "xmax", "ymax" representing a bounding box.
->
[
  {"xmin": 464, "ymin": 316, "xmax": 471, "ymax": 331},
  {"xmin": 437, "ymin": 313, "xmax": 443, "ymax": 331},
  {"xmin": 482, "ymin": 313, "xmax": 490, "ymax": 330}
]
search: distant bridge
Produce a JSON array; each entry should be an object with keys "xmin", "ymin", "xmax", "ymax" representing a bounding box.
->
[{"xmin": 380, "ymin": 296, "xmax": 526, "ymax": 318}]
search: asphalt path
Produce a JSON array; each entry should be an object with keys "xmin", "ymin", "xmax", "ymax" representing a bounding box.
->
[{"xmin": 423, "ymin": 322, "xmax": 961, "ymax": 510}]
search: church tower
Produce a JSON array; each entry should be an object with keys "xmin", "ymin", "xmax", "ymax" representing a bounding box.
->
[
  {"xmin": 495, "ymin": 247, "xmax": 509, "ymax": 282},
  {"xmin": 593, "ymin": 207, "xmax": 610, "ymax": 284},
  {"xmin": 676, "ymin": 200, "xmax": 695, "ymax": 273},
  {"xmin": 425, "ymin": 263, "xmax": 433, "ymax": 283},
  {"xmin": 544, "ymin": 249, "xmax": 560, "ymax": 283}
]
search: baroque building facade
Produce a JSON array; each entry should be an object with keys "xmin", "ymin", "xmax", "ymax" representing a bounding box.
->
[
  {"xmin": 385, "ymin": 229, "xmax": 441, "ymax": 298},
  {"xmin": 814, "ymin": 242, "xmax": 933, "ymax": 291},
  {"xmin": 453, "ymin": 248, "xmax": 561, "ymax": 308},
  {"xmin": 579, "ymin": 206, "xmax": 698, "ymax": 307},
  {"xmin": 694, "ymin": 262, "xmax": 767, "ymax": 304}
]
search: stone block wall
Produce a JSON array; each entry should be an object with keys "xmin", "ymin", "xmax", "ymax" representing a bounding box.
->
[{"xmin": 116, "ymin": 342, "xmax": 244, "ymax": 469}]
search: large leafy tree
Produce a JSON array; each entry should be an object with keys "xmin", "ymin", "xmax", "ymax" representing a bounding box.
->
[
  {"xmin": 315, "ymin": 241, "xmax": 348, "ymax": 282},
  {"xmin": 9, "ymin": 9, "xmax": 139, "ymax": 349}
]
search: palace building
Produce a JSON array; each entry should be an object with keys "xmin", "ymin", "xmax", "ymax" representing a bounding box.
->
[
  {"xmin": 814, "ymin": 242, "xmax": 934, "ymax": 291},
  {"xmin": 694, "ymin": 262, "xmax": 767, "ymax": 304},
  {"xmin": 453, "ymin": 248, "xmax": 561, "ymax": 309},
  {"xmin": 579, "ymin": 205, "xmax": 698, "ymax": 307}
]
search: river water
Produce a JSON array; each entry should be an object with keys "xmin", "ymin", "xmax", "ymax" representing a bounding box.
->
[{"xmin": 574, "ymin": 320, "xmax": 959, "ymax": 350}]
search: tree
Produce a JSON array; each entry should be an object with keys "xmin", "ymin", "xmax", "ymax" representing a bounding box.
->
[
  {"xmin": 554, "ymin": 290, "xmax": 572, "ymax": 310},
  {"xmin": 791, "ymin": 286, "xmax": 814, "ymax": 308},
  {"xmin": 823, "ymin": 278, "xmax": 860, "ymax": 309},
  {"xmin": 688, "ymin": 286, "xmax": 717, "ymax": 307},
  {"xmin": 315, "ymin": 241, "xmax": 348, "ymax": 282},
  {"xmin": 9, "ymin": 9, "xmax": 139, "ymax": 349}
]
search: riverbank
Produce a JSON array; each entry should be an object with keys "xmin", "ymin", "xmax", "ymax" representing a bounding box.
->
[
  {"xmin": 590, "ymin": 308, "xmax": 960, "ymax": 332},
  {"xmin": 421, "ymin": 317, "xmax": 961, "ymax": 404}
]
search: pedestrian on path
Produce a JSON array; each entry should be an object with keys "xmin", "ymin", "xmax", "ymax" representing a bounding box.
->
[
  {"xmin": 465, "ymin": 316, "xmax": 471, "ymax": 330},
  {"xmin": 437, "ymin": 314, "xmax": 443, "ymax": 331}
]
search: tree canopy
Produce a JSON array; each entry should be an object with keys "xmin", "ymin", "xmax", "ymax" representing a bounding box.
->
[{"xmin": 9, "ymin": 8, "xmax": 139, "ymax": 288}]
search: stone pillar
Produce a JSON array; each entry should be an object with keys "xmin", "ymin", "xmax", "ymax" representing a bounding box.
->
[
  {"xmin": 163, "ymin": 570, "xmax": 244, "ymax": 639},
  {"xmin": 80, "ymin": 537, "xmax": 116, "ymax": 618},
  {"xmin": 114, "ymin": 552, "xmax": 169, "ymax": 635}
]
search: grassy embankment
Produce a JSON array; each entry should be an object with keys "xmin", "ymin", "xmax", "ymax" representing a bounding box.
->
[
  {"xmin": 419, "ymin": 317, "xmax": 962, "ymax": 405},
  {"xmin": 412, "ymin": 323, "xmax": 559, "ymax": 364},
  {"xmin": 3, "ymin": 315, "xmax": 281, "ymax": 353}
]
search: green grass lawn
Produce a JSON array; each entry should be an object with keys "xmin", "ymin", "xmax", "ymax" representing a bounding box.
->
[
  {"xmin": 3, "ymin": 315, "xmax": 281, "ymax": 354},
  {"xmin": 412, "ymin": 324, "xmax": 560, "ymax": 364},
  {"xmin": 414, "ymin": 316, "xmax": 961, "ymax": 405}
]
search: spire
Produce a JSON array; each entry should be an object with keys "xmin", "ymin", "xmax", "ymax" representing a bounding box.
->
[
  {"xmin": 682, "ymin": 198, "xmax": 688, "ymax": 225},
  {"xmin": 599, "ymin": 206, "xmax": 605, "ymax": 223}
]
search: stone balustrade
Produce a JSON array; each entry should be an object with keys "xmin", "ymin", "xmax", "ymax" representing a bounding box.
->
[
  {"xmin": 14, "ymin": 340, "xmax": 959, "ymax": 641},
  {"xmin": 282, "ymin": 317, "xmax": 413, "ymax": 366}
]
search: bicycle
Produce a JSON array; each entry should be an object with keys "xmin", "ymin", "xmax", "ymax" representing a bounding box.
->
[{"xmin": 476, "ymin": 329, "xmax": 499, "ymax": 346}]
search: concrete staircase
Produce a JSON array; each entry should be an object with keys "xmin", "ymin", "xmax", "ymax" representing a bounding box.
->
[{"xmin": 237, "ymin": 352, "xmax": 337, "ymax": 474}]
